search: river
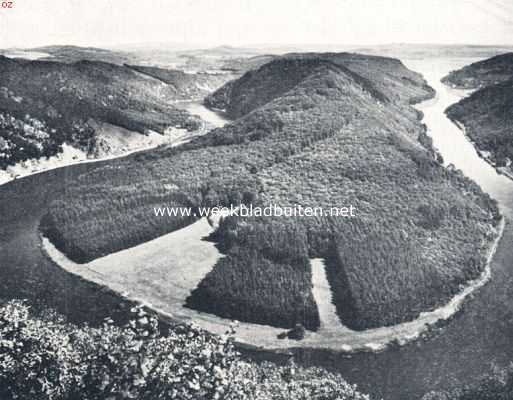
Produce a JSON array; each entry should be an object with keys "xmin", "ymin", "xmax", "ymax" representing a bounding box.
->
[
  {"xmin": 404, "ymin": 58, "xmax": 513, "ymax": 215},
  {"xmin": 175, "ymin": 101, "xmax": 231, "ymax": 127},
  {"xmin": 0, "ymin": 103, "xmax": 229, "ymax": 185},
  {"xmin": 280, "ymin": 57, "xmax": 513, "ymax": 400},
  {"xmin": 1, "ymin": 60, "xmax": 513, "ymax": 400}
]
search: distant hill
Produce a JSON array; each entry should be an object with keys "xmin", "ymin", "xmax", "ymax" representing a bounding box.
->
[
  {"xmin": 126, "ymin": 64, "xmax": 236, "ymax": 100},
  {"xmin": 445, "ymin": 53, "xmax": 513, "ymax": 175},
  {"xmin": 0, "ymin": 44, "xmax": 285, "ymax": 74},
  {"xmin": 43, "ymin": 53, "xmax": 499, "ymax": 332},
  {"xmin": 114, "ymin": 45, "xmax": 284, "ymax": 73},
  {"xmin": 205, "ymin": 58, "xmax": 356, "ymax": 118},
  {"xmin": 355, "ymin": 44, "xmax": 513, "ymax": 61},
  {"xmin": 11, "ymin": 45, "xmax": 136, "ymax": 65},
  {"xmin": 0, "ymin": 56, "xmax": 203, "ymax": 169},
  {"xmin": 282, "ymin": 52, "xmax": 435, "ymax": 103},
  {"xmin": 218, "ymin": 54, "xmax": 277, "ymax": 73},
  {"xmin": 443, "ymin": 52, "xmax": 513, "ymax": 89},
  {"xmin": 206, "ymin": 52, "xmax": 434, "ymax": 118}
]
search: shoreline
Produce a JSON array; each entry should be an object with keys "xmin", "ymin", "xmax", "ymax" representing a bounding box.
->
[
  {"xmin": 35, "ymin": 77, "xmax": 508, "ymax": 354},
  {"xmin": 0, "ymin": 121, "xmax": 212, "ymax": 188},
  {"xmin": 441, "ymin": 78, "xmax": 513, "ymax": 181},
  {"xmin": 0, "ymin": 142, "xmax": 167, "ymax": 187},
  {"xmin": 450, "ymin": 118, "xmax": 513, "ymax": 182},
  {"xmin": 41, "ymin": 217, "xmax": 505, "ymax": 354}
]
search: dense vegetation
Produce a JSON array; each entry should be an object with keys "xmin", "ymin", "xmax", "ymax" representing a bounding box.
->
[
  {"xmin": 445, "ymin": 53, "xmax": 513, "ymax": 173},
  {"xmin": 0, "ymin": 300, "xmax": 369, "ymax": 400},
  {"xmin": 5, "ymin": 298, "xmax": 511, "ymax": 400},
  {"xmin": 204, "ymin": 58, "xmax": 354, "ymax": 118},
  {"xmin": 42, "ymin": 53, "xmax": 499, "ymax": 331},
  {"xmin": 205, "ymin": 53, "xmax": 435, "ymax": 117},
  {"xmin": 442, "ymin": 53, "xmax": 513, "ymax": 89},
  {"xmin": 187, "ymin": 220, "xmax": 320, "ymax": 330},
  {"xmin": 0, "ymin": 56, "xmax": 202, "ymax": 168},
  {"xmin": 422, "ymin": 365, "xmax": 513, "ymax": 400}
]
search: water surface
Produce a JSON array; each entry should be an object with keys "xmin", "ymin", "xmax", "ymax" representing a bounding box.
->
[
  {"xmin": 283, "ymin": 57, "xmax": 513, "ymax": 400},
  {"xmin": 175, "ymin": 101, "xmax": 230, "ymax": 128},
  {"xmin": 2, "ymin": 57, "xmax": 513, "ymax": 400},
  {"xmin": 404, "ymin": 58, "xmax": 513, "ymax": 215}
]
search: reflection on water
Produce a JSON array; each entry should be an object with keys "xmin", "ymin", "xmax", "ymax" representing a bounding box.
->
[
  {"xmin": 176, "ymin": 101, "xmax": 230, "ymax": 128},
  {"xmin": 3, "ymin": 51, "xmax": 51, "ymax": 60},
  {"xmin": 403, "ymin": 58, "xmax": 513, "ymax": 216},
  {"xmin": 301, "ymin": 57, "xmax": 513, "ymax": 400}
]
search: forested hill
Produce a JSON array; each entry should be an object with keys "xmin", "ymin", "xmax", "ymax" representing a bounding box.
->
[
  {"xmin": 43, "ymin": 54, "xmax": 499, "ymax": 332},
  {"xmin": 446, "ymin": 79, "xmax": 513, "ymax": 167},
  {"xmin": 443, "ymin": 52, "xmax": 513, "ymax": 89},
  {"xmin": 0, "ymin": 56, "xmax": 208, "ymax": 169},
  {"xmin": 281, "ymin": 52, "xmax": 436, "ymax": 103},
  {"xmin": 444, "ymin": 54, "xmax": 513, "ymax": 172},
  {"xmin": 205, "ymin": 52, "xmax": 435, "ymax": 118}
]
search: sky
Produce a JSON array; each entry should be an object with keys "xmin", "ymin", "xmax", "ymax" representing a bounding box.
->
[{"xmin": 0, "ymin": 0, "xmax": 512, "ymax": 49}]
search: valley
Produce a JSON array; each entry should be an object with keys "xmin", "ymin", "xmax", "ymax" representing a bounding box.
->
[
  {"xmin": 38, "ymin": 54, "xmax": 500, "ymax": 335},
  {"xmin": 0, "ymin": 55, "xmax": 237, "ymax": 184},
  {"xmin": 1, "ymin": 47, "xmax": 513, "ymax": 400},
  {"xmin": 0, "ymin": 53, "xmax": 232, "ymax": 182}
]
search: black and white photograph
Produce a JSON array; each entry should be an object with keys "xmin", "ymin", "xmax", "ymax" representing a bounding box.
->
[{"xmin": 1, "ymin": 1, "xmax": 513, "ymax": 399}]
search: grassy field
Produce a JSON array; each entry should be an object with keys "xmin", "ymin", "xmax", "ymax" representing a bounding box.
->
[{"xmin": 41, "ymin": 53, "xmax": 499, "ymax": 331}]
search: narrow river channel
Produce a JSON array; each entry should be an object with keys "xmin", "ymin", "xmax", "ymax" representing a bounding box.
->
[
  {"xmin": 1, "ymin": 60, "xmax": 513, "ymax": 400},
  {"xmin": 284, "ymin": 57, "xmax": 513, "ymax": 400},
  {"xmin": 175, "ymin": 100, "xmax": 231, "ymax": 127},
  {"xmin": 404, "ymin": 58, "xmax": 513, "ymax": 215}
]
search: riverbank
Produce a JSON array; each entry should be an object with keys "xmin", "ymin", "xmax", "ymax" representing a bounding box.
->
[
  {"xmin": 35, "ymin": 58, "xmax": 508, "ymax": 354},
  {"xmin": 2, "ymin": 56, "xmax": 513, "ymax": 400},
  {"xmin": 41, "ymin": 214, "xmax": 505, "ymax": 354},
  {"xmin": 0, "ymin": 114, "xmax": 215, "ymax": 187},
  {"xmin": 450, "ymin": 119, "xmax": 513, "ymax": 182}
]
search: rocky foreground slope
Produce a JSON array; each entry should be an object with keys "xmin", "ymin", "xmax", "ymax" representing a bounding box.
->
[
  {"xmin": 42, "ymin": 53, "xmax": 499, "ymax": 332},
  {"xmin": 444, "ymin": 53, "xmax": 513, "ymax": 175}
]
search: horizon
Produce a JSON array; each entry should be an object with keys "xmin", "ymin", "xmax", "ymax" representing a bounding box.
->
[
  {"xmin": 1, "ymin": 0, "xmax": 513, "ymax": 49},
  {"xmin": 3, "ymin": 42, "xmax": 513, "ymax": 52}
]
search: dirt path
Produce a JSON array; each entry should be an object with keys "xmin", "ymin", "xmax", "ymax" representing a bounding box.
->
[{"xmin": 310, "ymin": 258, "xmax": 347, "ymax": 333}]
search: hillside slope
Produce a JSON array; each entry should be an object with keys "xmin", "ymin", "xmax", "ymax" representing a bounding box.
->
[
  {"xmin": 443, "ymin": 52, "xmax": 513, "ymax": 89},
  {"xmin": 445, "ymin": 54, "xmax": 513, "ymax": 176},
  {"xmin": 28, "ymin": 45, "xmax": 134, "ymax": 64},
  {"xmin": 206, "ymin": 52, "xmax": 434, "ymax": 118},
  {"xmin": 42, "ymin": 54, "xmax": 499, "ymax": 332},
  {"xmin": 125, "ymin": 64, "xmax": 237, "ymax": 100},
  {"xmin": 0, "ymin": 56, "xmax": 202, "ymax": 169}
]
